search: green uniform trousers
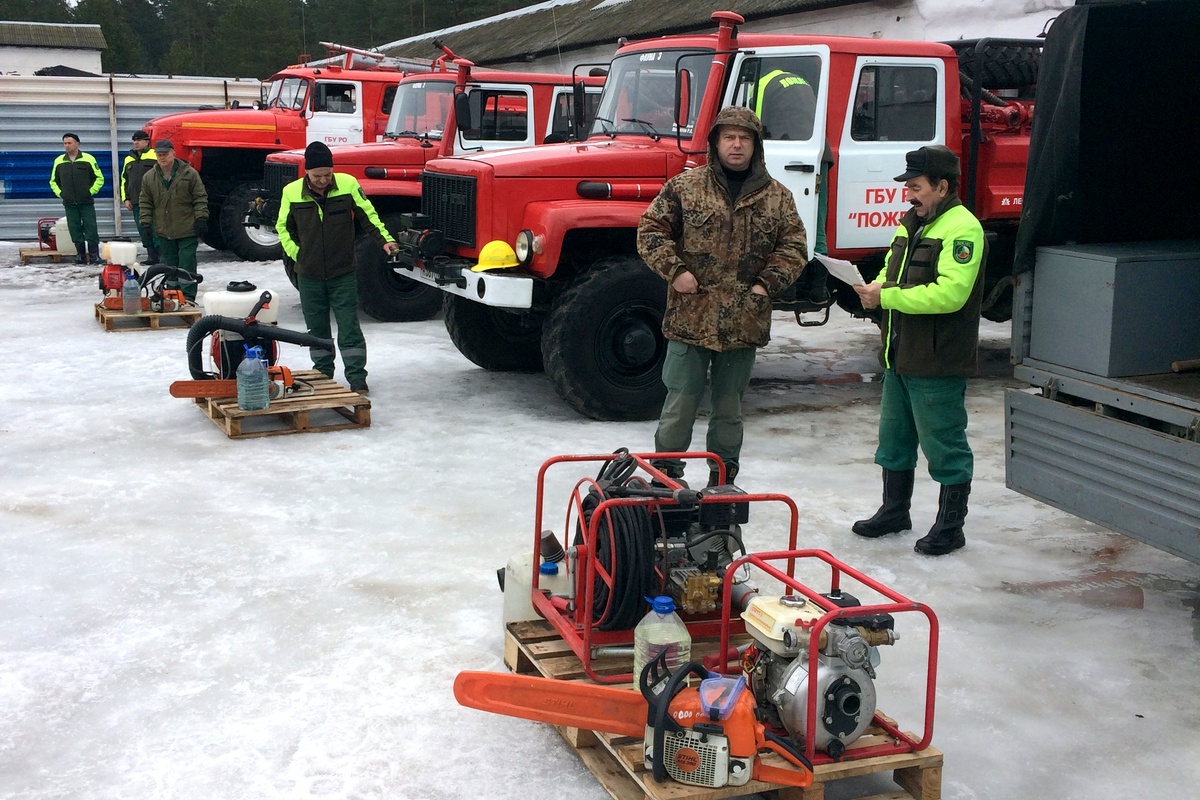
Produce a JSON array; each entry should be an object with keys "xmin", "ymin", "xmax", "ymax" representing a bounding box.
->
[
  {"xmin": 653, "ymin": 340, "xmax": 757, "ymax": 478},
  {"xmin": 158, "ymin": 237, "xmax": 199, "ymax": 302},
  {"xmin": 874, "ymin": 369, "xmax": 973, "ymax": 485},
  {"xmin": 297, "ymin": 271, "xmax": 366, "ymax": 384},
  {"xmin": 131, "ymin": 203, "xmax": 156, "ymax": 249},
  {"xmin": 63, "ymin": 203, "xmax": 98, "ymax": 247}
]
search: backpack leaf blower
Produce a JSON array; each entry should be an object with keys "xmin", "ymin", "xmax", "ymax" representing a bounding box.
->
[{"xmin": 169, "ymin": 290, "xmax": 334, "ymax": 399}]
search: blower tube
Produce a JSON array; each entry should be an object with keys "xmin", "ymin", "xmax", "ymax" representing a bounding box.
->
[{"xmin": 186, "ymin": 315, "xmax": 335, "ymax": 379}]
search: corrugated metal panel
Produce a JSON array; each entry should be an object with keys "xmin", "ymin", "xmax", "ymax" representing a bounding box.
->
[
  {"xmin": 0, "ymin": 21, "xmax": 106, "ymax": 50},
  {"xmin": 0, "ymin": 75, "xmax": 259, "ymax": 242},
  {"xmin": 1006, "ymin": 389, "xmax": 1200, "ymax": 564}
]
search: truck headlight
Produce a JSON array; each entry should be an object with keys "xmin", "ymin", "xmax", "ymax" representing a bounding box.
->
[{"xmin": 515, "ymin": 229, "xmax": 536, "ymax": 266}]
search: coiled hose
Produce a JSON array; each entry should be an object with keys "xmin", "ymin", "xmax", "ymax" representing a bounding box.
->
[{"xmin": 186, "ymin": 315, "xmax": 334, "ymax": 380}]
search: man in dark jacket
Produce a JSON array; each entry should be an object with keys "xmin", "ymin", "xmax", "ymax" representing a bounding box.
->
[
  {"xmin": 852, "ymin": 145, "xmax": 986, "ymax": 556},
  {"xmin": 276, "ymin": 142, "xmax": 398, "ymax": 394},
  {"xmin": 122, "ymin": 130, "xmax": 160, "ymax": 265},
  {"xmin": 138, "ymin": 140, "xmax": 208, "ymax": 302},
  {"xmin": 637, "ymin": 106, "xmax": 808, "ymax": 486},
  {"xmin": 49, "ymin": 133, "xmax": 104, "ymax": 264}
]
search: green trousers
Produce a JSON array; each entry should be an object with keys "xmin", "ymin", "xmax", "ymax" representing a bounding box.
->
[
  {"xmin": 158, "ymin": 237, "xmax": 199, "ymax": 302},
  {"xmin": 297, "ymin": 271, "xmax": 366, "ymax": 384},
  {"xmin": 653, "ymin": 340, "xmax": 757, "ymax": 478},
  {"xmin": 874, "ymin": 369, "xmax": 973, "ymax": 485},
  {"xmin": 131, "ymin": 203, "xmax": 156, "ymax": 249},
  {"xmin": 63, "ymin": 203, "xmax": 98, "ymax": 246}
]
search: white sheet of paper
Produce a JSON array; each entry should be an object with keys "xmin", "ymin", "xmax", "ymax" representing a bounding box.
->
[{"xmin": 815, "ymin": 254, "xmax": 866, "ymax": 286}]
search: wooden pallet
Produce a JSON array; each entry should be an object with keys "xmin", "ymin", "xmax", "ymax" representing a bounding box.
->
[
  {"xmin": 191, "ymin": 369, "xmax": 370, "ymax": 439},
  {"xmin": 504, "ymin": 619, "xmax": 943, "ymax": 800},
  {"xmin": 19, "ymin": 248, "xmax": 67, "ymax": 264},
  {"xmin": 94, "ymin": 302, "xmax": 201, "ymax": 331}
]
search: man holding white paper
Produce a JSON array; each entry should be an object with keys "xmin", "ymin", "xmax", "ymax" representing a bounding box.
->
[{"xmin": 851, "ymin": 145, "xmax": 985, "ymax": 556}]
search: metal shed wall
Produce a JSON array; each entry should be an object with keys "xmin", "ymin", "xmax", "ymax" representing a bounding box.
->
[{"xmin": 0, "ymin": 75, "xmax": 260, "ymax": 243}]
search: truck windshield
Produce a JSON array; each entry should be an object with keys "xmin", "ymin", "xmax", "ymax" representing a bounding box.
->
[
  {"xmin": 591, "ymin": 50, "xmax": 714, "ymax": 139},
  {"xmin": 385, "ymin": 80, "xmax": 455, "ymax": 139},
  {"xmin": 265, "ymin": 77, "xmax": 310, "ymax": 110}
]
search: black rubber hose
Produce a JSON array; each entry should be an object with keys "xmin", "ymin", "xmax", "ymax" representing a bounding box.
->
[
  {"xmin": 186, "ymin": 315, "xmax": 334, "ymax": 379},
  {"xmin": 140, "ymin": 265, "xmax": 201, "ymax": 288}
]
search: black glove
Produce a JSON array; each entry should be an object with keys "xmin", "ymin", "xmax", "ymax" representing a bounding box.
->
[
  {"xmin": 139, "ymin": 225, "xmax": 153, "ymax": 242},
  {"xmin": 193, "ymin": 218, "xmax": 208, "ymax": 239}
]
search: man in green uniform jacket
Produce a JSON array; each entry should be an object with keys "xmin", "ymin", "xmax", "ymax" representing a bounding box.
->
[
  {"xmin": 638, "ymin": 106, "xmax": 808, "ymax": 487},
  {"xmin": 852, "ymin": 145, "xmax": 985, "ymax": 556},
  {"xmin": 276, "ymin": 142, "xmax": 398, "ymax": 394},
  {"xmin": 122, "ymin": 130, "xmax": 160, "ymax": 265},
  {"xmin": 49, "ymin": 133, "xmax": 104, "ymax": 264},
  {"xmin": 139, "ymin": 140, "xmax": 208, "ymax": 303}
]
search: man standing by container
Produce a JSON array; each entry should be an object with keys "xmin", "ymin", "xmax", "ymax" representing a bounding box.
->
[
  {"xmin": 852, "ymin": 145, "xmax": 985, "ymax": 556},
  {"xmin": 637, "ymin": 106, "xmax": 808, "ymax": 487},
  {"xmin": 139, "ymin": 140, "xmax": 208, "ymax": 303},
  {"xmin": 276, "ymin": 142, "xmax": 399, "ymax": 394},
  {"xmin": 49, "ymin": 133, "xmax": 104, "ymax": 264},
  {"xmin": 122, "ymin": 130, "xmax": 160, "ymax": 265}
]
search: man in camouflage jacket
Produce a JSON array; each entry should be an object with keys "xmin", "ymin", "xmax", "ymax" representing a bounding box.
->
[{"xmin": 637, "ymin": 105, "xmax": 808, "ymax": 486}]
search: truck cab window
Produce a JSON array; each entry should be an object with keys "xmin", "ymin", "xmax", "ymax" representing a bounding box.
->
[
  {"xmin": 735, "ymin": 55, "xmax": 822, "ymax": 141},
  {"xmin": 267, "ymin": 77, "xmax": 309, "ymax": 110},
  {"xmin": 852, "ymin": 65, "xmax": 937, "ymax": 142},
  {"xmin": 381, "ymin": 86, "xmax": 397, "ymax": 116},
  {"xmin": 315, "ymin": 83, "xmax": 356, "ymax": 114},
  {"xmin": 591, "ymin": 51, "xmax": 715, "ymax": 138},
  {"xmin": 462, "ymin": 90, "xmax": 529, "ymax": 141}
]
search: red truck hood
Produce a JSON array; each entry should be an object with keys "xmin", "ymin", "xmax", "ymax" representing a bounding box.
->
[
  {"xmin": 146, "ymin": 107, "xmax": 284, "ymax": 133},
  {"xmin": 438, "ymin": 139, "xmax": 674, "ymax": 180},
  {"xmin": 265, "ymin": 137, "xmax": 432, "ymax": 167}
]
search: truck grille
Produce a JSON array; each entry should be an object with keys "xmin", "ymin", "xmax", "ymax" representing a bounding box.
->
[
  {"xmin": 422, "ymin": 172, "xmax": 476, "ymax": 248},
  {"xmin": 263, "ymin": 161, "xmax": 298, "ymax": 194}
]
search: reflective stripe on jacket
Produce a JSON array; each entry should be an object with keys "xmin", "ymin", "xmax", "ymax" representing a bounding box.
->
[
  {"xmin": 276, "ymin": 173, "xmax": 391, "ymax": 281},
  {"xmin": 874, "ymin": 197, "xmax": 985, "ymax": 376},
  {"xmin": 121, "ymin": 149, "xmax": 157, "ymax": 203},
  {"xmin": 50, "ymin": 152, "xmax": 104, "ymax": 205}
]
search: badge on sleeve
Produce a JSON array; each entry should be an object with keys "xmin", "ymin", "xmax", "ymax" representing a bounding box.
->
[{"xmin": 953, "ymin": 240, "xmax": 974, "ymax": 263}]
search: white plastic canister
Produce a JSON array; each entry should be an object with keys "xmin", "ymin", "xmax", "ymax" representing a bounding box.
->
[
  {"xmin": 501, "ymin": 539, "xmax": 571, "ymax": 625},
  {"xmin": 105, "ymin": 241, "xmax": 139, "ymax": 266},
  {"xmin": 51, "ymin": 218, "xmax": 75, "ymax": 255},
  {"xmin": 202, "ymin": 288, "xmax": 280, "ymax": 325}
]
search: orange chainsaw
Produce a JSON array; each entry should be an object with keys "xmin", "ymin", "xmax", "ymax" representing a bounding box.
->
[
  {"xmin": 453, "ymin": 657, "xmax": 813, "ymax": 790},
  {"xmin": 169, "ymin": 365, "xmax": 295, "ymax": 399}
]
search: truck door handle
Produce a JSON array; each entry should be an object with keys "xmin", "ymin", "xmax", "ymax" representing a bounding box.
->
[{"xmin": 785, "ymin": 163, "xmax": 815, "ymax": 173}]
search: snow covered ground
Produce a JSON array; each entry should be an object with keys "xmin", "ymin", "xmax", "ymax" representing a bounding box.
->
[{"xmin": 1, "ymin": 242, "xmax": 1197, "ymax": 799}]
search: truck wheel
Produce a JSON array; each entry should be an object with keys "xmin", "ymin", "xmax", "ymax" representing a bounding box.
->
[
  {"xmin": 219, "ymin": 184, "xmax": 283, "ymax": 261},
  {"xmin": 444, "ymin": 295, "xmax": 544, "ymax": 372},
  {"xmin": 542, "ymin": 256, "xmax": 667, "ymax": 421},
  {"xmin": 355, "ymin": 227, "xmax": 442, "ymax": 322}
]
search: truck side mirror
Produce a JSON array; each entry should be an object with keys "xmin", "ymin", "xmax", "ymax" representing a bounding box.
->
[
  {"xmin": 572, "ymin": 81, "xmax": 586, "ymax": 137},
  {"xmin": 675, "ymin": 70, "xmax": 692, "ymax": 129},
  {"xmin": 454, "ymin": 92, "xmax": 473, "ymax": 132}
]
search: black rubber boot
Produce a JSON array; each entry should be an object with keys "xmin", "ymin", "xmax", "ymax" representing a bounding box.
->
[
  {"xmin": 707, "ymin": 463, "xmax": 738, "ymax": 488},
  {"xmin": 914, "ymin": 482, "xmax": 970, "ymax": 556},
  {"xmin": 87, "ymin": 241, "xmax": 100, "ymax": 264},
  {"xmin": 141, "ymin": 245, "xmax": 160, "ymax": 266},
  {"xmin": 74, "ymin": 242, "xmax": 86, "ymax": 264},
  {"xmin": 852, "ymin": 468, "xmax": 915, "ymax": 538}
]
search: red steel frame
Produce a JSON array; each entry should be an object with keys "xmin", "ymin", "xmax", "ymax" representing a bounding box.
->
[
  {"xmin": 529, "ymin": 451, "xmax": 799, "ymax": 683},
  {"xmin": 717, "ymin": 550, "xmax": 939, "ymax": 765}
]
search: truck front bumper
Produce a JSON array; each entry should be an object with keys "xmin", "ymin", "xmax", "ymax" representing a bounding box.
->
[{"xmin": 391, "ymin": 254, "xmax": 534, "ymax": 309}]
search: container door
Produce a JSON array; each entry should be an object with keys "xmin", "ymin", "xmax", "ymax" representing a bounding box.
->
[
  {"xmin": 834, "ymin": 57, "xmax": 946, "ymax": 253},
  {"xmin": 307, "ymin": 80, "xmax": 365, "ymax": 145},
  {"xmin": 726, "ymin": 46, "xmax": 829, "ymax": 259}
]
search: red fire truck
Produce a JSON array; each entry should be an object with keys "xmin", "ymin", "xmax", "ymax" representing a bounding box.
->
[
  {"xmin": 392, "ymin": 11, "xmax": 1040, "ymax": 419},
  {"xmin": 260, "ymin": 58, "xmax": 602, "ymax": 321},
  {"xmin": 141, "ymin": 44, "xmax": 430, "ymax": 262}
]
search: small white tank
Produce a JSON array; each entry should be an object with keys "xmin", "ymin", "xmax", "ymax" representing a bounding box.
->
[
  {"xmin": 104, "ymin": 241, "xmax": 139, "ymax": 266},
  {"xmin": 202, "ymin": 287, "xmax": 280, "ymax": 324},
  {"xmin": 502, "ymin": 551, "xmax": 571, "ymax": 625},
  {"xmin": 51, "ymin": 218, "xmax": 75, "ymax": 254}
]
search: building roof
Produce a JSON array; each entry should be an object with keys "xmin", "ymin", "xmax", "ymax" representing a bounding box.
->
[
  {"xmin": 375, "ymin": 0, "xmax": 865, "ymax": 66},
  {"xmin": 0, "ymin": 21, "xmax": 107, "ymax": 51}
]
